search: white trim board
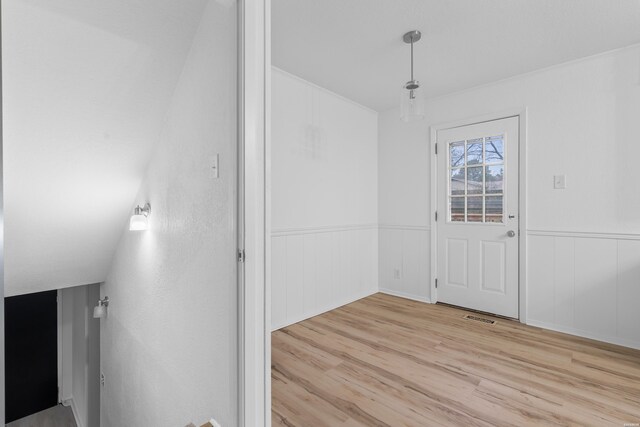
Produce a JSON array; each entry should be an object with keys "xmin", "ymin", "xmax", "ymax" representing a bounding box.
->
[
  {"xmin": 527, "ymin": 229, "xmax": 640, "ymax": 241},
  {"xmin": 272, "ymin": 223, "xmax": 378, "ymax": 236},
  {"xmin": 526, "ymin": 319, "xmax": 640, "ymax": 351},
  {"xmin": 378, "ymin": 224, "xmax": 431, "ymax": 231},
  {"xmin": 0, "ymin": 12, "xmax": 5, "ymax": 419},
  {"xmin": 379, "ymin": 289, "xmax": 432, "ymax": 304},
  {"xmin": 57, "ymin": 290, "xmax": 63, "ymax": 403},
  {"xmin": 263, "ymin": 0, "xmax": 273, "ymax": 425},
  {"xmin": 273, "ymin": 224, "xmax": 429, "ymax": 236},
  {"xmin": 68, "ymin": 398, "xmax": 84, "ymax": 427},
  {"xmin": 239, "ymin": 0, "xmax": 269, "ymax": 424}
]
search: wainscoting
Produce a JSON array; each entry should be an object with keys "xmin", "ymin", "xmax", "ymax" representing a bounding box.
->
[
  {"xmin": 271, "ymin": 225, "xmax": 378, "ymax": 330},
  {"xmin": 378, "ymin": 225, "xmax": 431, "ymax": 303},
  {"xmin": 272, "ymin": 225, "xmax": 640, "ymax": 349},
  {"xmin": 527, "ymin": 230, "xmax": 640, "ymax": 349}
]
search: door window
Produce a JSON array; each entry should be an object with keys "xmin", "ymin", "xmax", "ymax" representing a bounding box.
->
[{"xmin": 448, "ymin": 136, "xmax": 505, "ymax": 223}]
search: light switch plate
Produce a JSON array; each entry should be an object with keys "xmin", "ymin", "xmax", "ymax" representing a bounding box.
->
[{"xmin": 554, "ymin": 175, "xmax": 566, "ymax": 189}]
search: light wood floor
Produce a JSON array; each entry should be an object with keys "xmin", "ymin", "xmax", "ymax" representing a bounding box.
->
[{"xmin": 272, "ymin": 293, "xmax": 640, "ymax": 427}]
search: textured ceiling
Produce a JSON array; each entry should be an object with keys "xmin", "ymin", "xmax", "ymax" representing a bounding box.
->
[
  {"xmin": 272, "ymin": 0, "xmax": 640, "ymax": 111},
  {"xmin": 2, "ymin": 0, "xmax": 207, "ymax": 295}
]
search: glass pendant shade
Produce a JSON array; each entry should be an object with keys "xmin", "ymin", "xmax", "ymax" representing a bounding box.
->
[
  {"xmin": 400, "ymin": 84, "xmax": 425, "ymax": 122},
  {"xmin": 93, "ymin": 297, "xmax": 109, "ymax": 319},
  {"xmin": 129, "ymin": 203, "xmax": 151, "ymax": 231},
  {"xmin": 93, "ymin": 305, "xmax": 106, "ymax": 319},
  {"xmin": 129, "ymin": 214, "xmax": 148, "ymax": 231}
]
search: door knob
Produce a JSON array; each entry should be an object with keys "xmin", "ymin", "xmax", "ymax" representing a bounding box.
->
[{"xmin": 507, "ymin": 230, "xmax": 516, "ymax": 238}]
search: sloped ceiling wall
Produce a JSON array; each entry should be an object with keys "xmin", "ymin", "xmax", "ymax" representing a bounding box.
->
[{"xmin": 2, "ymin": 0, "xmax": 207, "ymax": 296}]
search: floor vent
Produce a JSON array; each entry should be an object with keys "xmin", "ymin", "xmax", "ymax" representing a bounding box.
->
[{"xmin": 463, "ymin": 314, "xmax": 496, "ymax": 325}]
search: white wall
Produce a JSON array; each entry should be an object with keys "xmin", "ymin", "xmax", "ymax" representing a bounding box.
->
[
  {"xmin": 271, "ymin": 68, "xmax": 378, "ymax": 330},
  {"xmin": 378, "ymin": 44, "xmax": 640, "ymax": 349},
  {"xmin": 60, "ymin": 284, "xmax": 101, "ymax": 427},
  {"xmin": 378, "ymin": 113, "xmax": 431, "ymax": 302},
  {"xmin": 99, "ymin": 1, "xmax": 237, "ymax": 426},
  {"xmin": 1, "ymin": 0, "xmax": 208, "ymax": 297}
]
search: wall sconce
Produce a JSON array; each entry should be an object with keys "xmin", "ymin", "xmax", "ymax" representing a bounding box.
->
[
  {"xmin": 129, "ymin": 203, "xmax": 151, "ymax": 231},
  {"xmin": 93, "ymin": 296, "xmax": 109, "ymax": 319}
]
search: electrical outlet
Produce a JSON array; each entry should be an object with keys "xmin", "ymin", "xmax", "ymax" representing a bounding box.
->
[
  {"xmin": 394, "ymin": 268, "xmax": 402, "ymax": 279},
  {"xmin": 554, "ymin": 174, "xmax": 566, "ymax": 189}
]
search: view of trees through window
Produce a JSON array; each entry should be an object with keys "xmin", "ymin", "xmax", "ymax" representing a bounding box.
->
[{"xmin": 449, "ymin": 136, "xmax": 504, "ymax": 223}]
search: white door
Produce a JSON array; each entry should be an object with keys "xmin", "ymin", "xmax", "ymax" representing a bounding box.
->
[{"xmin": 436, "ymin": 116, "xmax": 519, "ymax": 318}]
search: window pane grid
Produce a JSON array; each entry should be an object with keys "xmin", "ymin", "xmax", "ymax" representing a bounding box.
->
[{"xmin": 448, "ymin": 135, "xmax": 504, "ymax": 223}]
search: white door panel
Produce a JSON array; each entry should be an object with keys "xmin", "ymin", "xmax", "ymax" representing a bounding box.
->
[{"xmin": 437, "ymin": 117, "xmax": 519, "ymax": 318}]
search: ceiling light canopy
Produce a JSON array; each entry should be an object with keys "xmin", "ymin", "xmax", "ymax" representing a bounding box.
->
[{"xmin": 400, "ymin": 30, "xmax": 425, "ymax": 122}]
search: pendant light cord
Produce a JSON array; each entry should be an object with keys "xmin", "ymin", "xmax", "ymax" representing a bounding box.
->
[{"xmin": 410, "ymin": 38, "xmax": 414, "ymax": 82}]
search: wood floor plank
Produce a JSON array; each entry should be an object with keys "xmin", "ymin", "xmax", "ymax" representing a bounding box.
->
[
  {"xmin": 272, "ymin": 293, "xmax": 640, "ymax": 426},
  {"xmin": 272, "ymin": 367, "xmax": 351, "ymax": 427}
]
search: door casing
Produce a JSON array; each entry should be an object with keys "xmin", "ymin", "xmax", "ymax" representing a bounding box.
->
[
  {"xmin": 238, "ymin": 0, "xmax": 270, "ymax": 425},
  {"xmin": 430, "ymin": 109, "xmax": 528, "ymax": 322}
]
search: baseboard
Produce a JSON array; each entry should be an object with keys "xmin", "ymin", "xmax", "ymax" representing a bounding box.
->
[
  {"xmin": 272, "ymin": 288, "xmax": 377, "ymax": 331},
  {"xmin": 68, "ymin": 397, "xmax": 85, "ymax": 427},
  {"xmin": 379, "ymin": 288, "xmax": 432, "ymax": 304},
  {"xmin": 526, "ymin": 319, "xmax": 640, "ymax": 350}
]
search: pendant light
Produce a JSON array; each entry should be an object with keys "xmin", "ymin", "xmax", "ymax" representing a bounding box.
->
[{"xmin": 400, "ymin": 30, "xmax": 425, "ymax": 122}]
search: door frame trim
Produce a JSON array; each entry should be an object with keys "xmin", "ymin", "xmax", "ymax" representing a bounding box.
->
[
  {"xmin": 0, "ymin": 7, "xmax": 5, "ymax": 421},
  {"xmin": 238, "ymin": 0, "xmax": 270, "ymax": 425},
  {"xmin": 429, "ymin": 109, "xmax": 528, "ymax": 322}
]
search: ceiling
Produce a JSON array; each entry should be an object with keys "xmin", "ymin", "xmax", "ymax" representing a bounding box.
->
[
  {"xmin": 2, "ymin": 0, "xmax": 207, "ymax": 296},
  {"xmin": 272, "ymin": 0, "xmax": 640, "ymax": 111}
]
